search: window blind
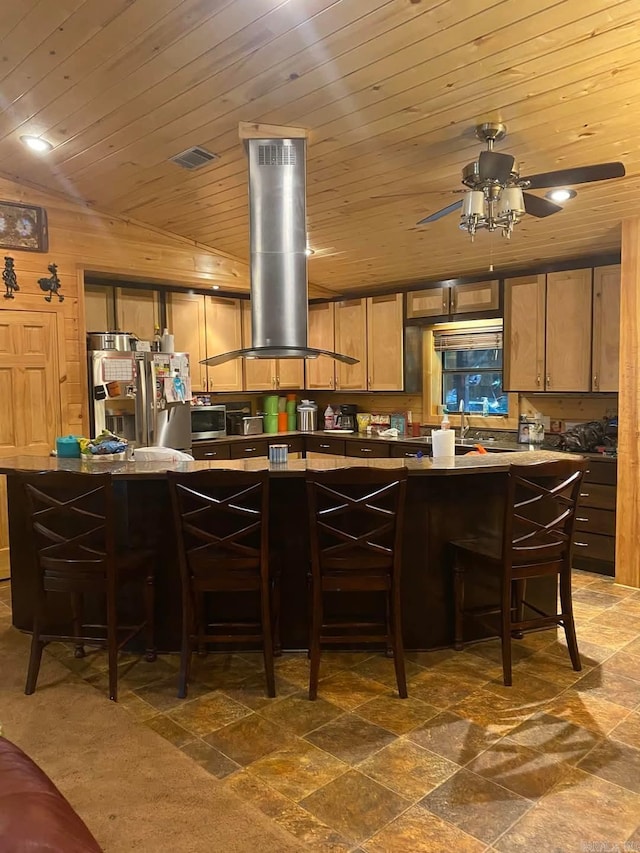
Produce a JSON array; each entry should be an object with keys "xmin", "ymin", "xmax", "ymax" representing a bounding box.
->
[{"xmin": 434, "ymin": 326, "xmax": 503, "ymax": 352}]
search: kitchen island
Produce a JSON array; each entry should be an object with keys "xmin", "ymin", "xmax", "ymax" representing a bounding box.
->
[{"xmin": 2, "ymin": 450, "xmax": 578, "ymax": 652}]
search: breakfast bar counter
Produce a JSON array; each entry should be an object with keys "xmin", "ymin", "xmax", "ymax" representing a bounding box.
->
[{"xmin": 2, "ymin": 451, "xmax": 576, "ymax": 652}]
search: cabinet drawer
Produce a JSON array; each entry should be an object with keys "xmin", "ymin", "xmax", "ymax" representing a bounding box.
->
[
  {"xmin": 280, "ymin": 436, "xmax": 304, "ymax": 454},
  {"xmin": 229, "ymin": 440, "xmax": 270, "ymax": 459},
  {"xmin": 584, "ymin": 459, "xmax": 617, "ymax": 486},
  {"xmin": 575, "ymin": 507, "xmax": 616, "ymax": 536},
  {"xmin": 192, "ymin": 443, "xmax": 231, "ymax": 461},
  {"xmin": 578, "ymin": 483, "xmax": 616, "ymax": 511},
  {"xmin": 345, "ymin": 441, "xmax": 390, "ymax": 458},
  {"xmin": 390, "ymin": 444, "xmax": 424, "ymax": 459},
  {"xmin": 572, "ymin": 532, "xmax": 615, "ymax": 563},
  {"xmin": 305, "ymin": 436, "xmax": 346, "ymax": 456}
]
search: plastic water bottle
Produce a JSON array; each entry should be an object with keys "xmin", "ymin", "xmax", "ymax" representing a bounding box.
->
[{"xmin": 324, "ymin": 404, "xmax": 335, "ymax": 430}]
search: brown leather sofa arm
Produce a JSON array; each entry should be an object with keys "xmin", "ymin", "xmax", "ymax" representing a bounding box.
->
[{"xmin": 0, "ymin": 737, "xmax": 102, "ymax": 852}]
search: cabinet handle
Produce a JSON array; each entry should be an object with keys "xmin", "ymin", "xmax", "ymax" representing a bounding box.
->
[
  {"xmin": 319, "ymin": 444, "xmax": 330, "ymax": 449},
  {"xmin": 576, "ymin": 517, "xmax": 589, "ymax": 523},
  {"xmin": 451, "ymin": 289, "xmax": 457, "ymax": 313},
  {"xmin": 368, "ymin": 377, "xmax": 372, "ymax": 388},
  {"xmin": 276, "ymin": 376, "xmax": 280, "ymax": 388},
  {"xmin": 536, "ymin": 374, "xmax": 541, "ymax": 387},
  {"xmin": 329, "ymin": 377, "xmax": 334, "ymax": 389},
  {"xmin": 244, "ymin": 447, "xmax": 256, "ymax": 452},
  {"xmin": 404, "ymin": 452, "xmax": 418, "ymax": 458},
  {"xmin": 546, "ymin": 375, "xmax": 551, "ymax": 388},
  {"xmin": 204, "ymin": 452, "xmax": 217, "ymax": 457},
  {"xmin": 593, "ymin": 374, "xmax": 599, "ymax": 389},
  {"xmin": 272, "ymin": 377, "xmax": 276, "ymax": 388},
  {"xmin": 574, "ymin": 542, "xmax": 589, "ymax": 548},
  {"xmin": 360, "ymin": 448, "xmax": 372, "ymax": 453},
  {"xmin": 579, "ymin": 492, "xmax": 589, "ymax": 498}
]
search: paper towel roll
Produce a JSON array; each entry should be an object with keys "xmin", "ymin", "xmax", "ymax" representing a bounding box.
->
[{"xmin": 431, "ymin": 428, "xmax": 455, "ymax": 458}]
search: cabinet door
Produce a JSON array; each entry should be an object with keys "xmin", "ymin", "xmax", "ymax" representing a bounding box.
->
[
  {"xmin": 276, "ymin": 357, "xmax": 304, "ymax": 390},
  {"xmin": 592, "ymin": 265, "xmax": 620, "ymax": 392},
  {"xmin": 406, "ymin": 287, "xmax": 449, "ymax": 318},
  {"xmin": 167, "ymin": 292, "xmax": 207, "ymax": 392},
  {"xmin": 84, "ymin": 284, "xmax": 113, "ymax": 332},
  {"xmin": 241, "ymin": 301, "xmax": 276, "ymax": 391},
  {"xmin": 205, "ymin": 296, "xmax": 243, "ymax": 392},
  {"xmin": 116, "ymin": 288, "xmax": 158, "ymax": 341},
  {"xmin": 366, "ymin": 293, "xmax": 403, "ymax": 390},
  {"xmin": 503, "ymin": 275, "xmax": 545, "ymax": 392},
  {"xmin": 335, "ymin": 298, "xmax": 367, "ymax": 390},
  {"xmin": 306, "ymin": 302, "xmax": 336, "ymax": 389},
  {"xmin": 546, "ymin": 269, "xmax": 592, "ymax": 392},
  {"xmin": 451, "ymin": 280, "xmax": 499, "ymax": 315}
]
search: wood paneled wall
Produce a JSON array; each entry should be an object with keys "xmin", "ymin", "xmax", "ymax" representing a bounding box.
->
[{"xmin": 617, "ymin": 219, "xmax": 640, "ymax": 589}]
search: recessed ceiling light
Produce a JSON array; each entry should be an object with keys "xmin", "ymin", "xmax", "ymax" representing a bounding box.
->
[
  {"xmin": 545, "ymin": 188, "xmax": 577, "ymax": 203},
  {"xmin": 20, "ymin": 135, "xmax": 53, "ymax": 153},
  {"xmin": 211, "ymin": 285, "xmax": 220, "ymax": 290}
]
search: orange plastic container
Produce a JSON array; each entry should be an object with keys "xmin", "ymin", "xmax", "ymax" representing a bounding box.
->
[{"xmin": 278, "ymin": 411, "xmax": 288, "ymax": 432}]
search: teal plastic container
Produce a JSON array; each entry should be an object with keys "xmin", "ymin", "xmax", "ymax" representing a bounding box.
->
[
  {"xmin": 263, "ymin": 395, "xmax": 278, "ymax": 415},
  {"xmin": 263, "ymin": 413, "xmax": 278, "ymax": 434},
  {"xmin": 56, "ymin": 435, "xmax": 81, "ymax": 458}
]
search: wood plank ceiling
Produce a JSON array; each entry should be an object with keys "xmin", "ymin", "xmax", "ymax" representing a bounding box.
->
[{"xmin": 0, "ymin": 0, "xmax": 638, "ymax": 294}]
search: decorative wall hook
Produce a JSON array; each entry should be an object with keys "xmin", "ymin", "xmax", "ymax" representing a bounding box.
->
[
  {"xmin": 2, "ymin": 256, "xmax": 19, "ymax": 299},
  {"xmin": 38, "ymin": 262, "xmax": 63, "ymax": 302}
]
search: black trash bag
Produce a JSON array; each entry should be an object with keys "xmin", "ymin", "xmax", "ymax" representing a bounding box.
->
[{"xmin": 558, "ymin": 418, "xmax": 617, "ymax": 452}]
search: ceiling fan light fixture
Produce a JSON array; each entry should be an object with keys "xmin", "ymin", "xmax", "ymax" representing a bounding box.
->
[
  {"xmin": 498, "ymin": 187, "xmax": 525, "ymax": 216},
  {"xmin": 545, "ymin": 188, "xmax": 577, "ymax": 203}
]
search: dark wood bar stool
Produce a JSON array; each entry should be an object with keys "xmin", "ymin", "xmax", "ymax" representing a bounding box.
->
[
  {"xmin": 450, "ymin": 458, "xmax": 587, "ymax": 686},
  {"xmin": 305, "ymin": 467, "xmax": 408, "ymax": 701},
  {"xmin": 20, "ymin": 471, "xmax": 156, "ymax": 702},
  {"xmin": 167, "ymin": 470, "xmax": 275, "ymax": 699}
]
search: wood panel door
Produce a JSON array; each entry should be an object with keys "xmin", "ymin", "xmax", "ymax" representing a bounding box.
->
[
  {"xmin": 546, "ymin": 269, "xmax": 592, "ymax": 392},
  {"xmin": 307, "ymin": 302, "xmax": 336, "ymax": 390},
  {"xmin": 406, "ymin": 287, "xmax": 450, "ymax": 319},
  {"xmin": 503, "ymin": 275, "xmax": 546, "ymax": 392},
  {"xmin": 452, "ymin": 280, "xmax": 500, "ymax": 315},
  {"xmin": 0, "ymin": 311, "xmax": 61, "ymax": 457},
  {"xmin": 115, "ymin": 287, "xmax": 158, "ymax": 341},
  {"xmin": 335, "ymin": 298, "xmax": 367, "ymax": 391},
  {"xmin": 276, "ymin": 357, "xmax": 304, "ymax": 390},
  {"xmin": 592, "ymin": 265, "xmax": 621, "ymax": 392},
  {"xmin": 241, "ymin": 301, "xmax": 276, "ymax": 391},
  {"xmin": 84, "ymin": 284, "xmax": 113, "ymax": 332},
  {"xmin": 167, "ymin": 292, "xmax": 207, "ymax": 392},
  {"xmin": 366, "ymin": 293, "xmax": 403, "ymax": 390},
  {"xmin": 205, "ymin": 296, "xmax": 243, "ymax": 392}
]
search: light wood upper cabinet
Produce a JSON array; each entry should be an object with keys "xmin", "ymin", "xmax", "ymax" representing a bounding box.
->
[
  {"xmin": 167, "ymin": 292, "xmax": 207, "ymax": 391},
  {"xmin": 241, "ymin": 302, "xmax": 303, "ymax": 391},
  {"xmin": 592, "ymin": 265, "xmax": 620, "ymax": 392},
  {"xmin": 504, "ymin": 269, "xmax": 596, "ymax": 393},
  {"xmin": 546, "ymin": 269, "xmax": 592, "ymax": 392},
  {"xmin": 503, "ymin": 275, "xmax": 546, "ymax": 392},
  {"xmin": 84, "ymin": 284, "xmax": 113, "ymax": 332},
  {"xmin": 205, "ymin": 295, "xmax": 243, "ymax": 392},
  {"xmin": 366, "ymin": 293, "xmax": 403, "ymax": 391},
  {"xmin": 407, "ymin": 281, "xmax": 499, "ymax": 319},
  {"xmin": 115, "ymin": 288, "xmax": 158, "ymax": 341},
  {"xmin": 335, "ymin": 298, "xmax": 368, "ymax": 390},
  {"xmin": 307, "ymin": 302, "xmax": 336, "ymax": 390}
]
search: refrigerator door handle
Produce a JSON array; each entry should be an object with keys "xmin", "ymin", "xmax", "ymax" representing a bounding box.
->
[{"xmin": 137, "ymin": 355, "xmax": 150, "ymax": 447}]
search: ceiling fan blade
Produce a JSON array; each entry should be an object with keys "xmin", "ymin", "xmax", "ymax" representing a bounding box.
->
[
  {"xmin": 523, "ymin": 192, "xmax": 563, "ymax": 218},
  {"xmin": 416, "ymin": 199, "xmax": 463, "ymax": 225},
  {"xmin": 522, "ymin": 162, "xmax": 625, "ymax": 190},
  {"xmin": 478, "ymin": 150, "xmax": 515, "ymax": 183}
]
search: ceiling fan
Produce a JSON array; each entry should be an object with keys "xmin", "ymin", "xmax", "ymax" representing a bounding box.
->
[{"xmin": 416, "ymin": 123, "xmax": 625, "ymax": 239}]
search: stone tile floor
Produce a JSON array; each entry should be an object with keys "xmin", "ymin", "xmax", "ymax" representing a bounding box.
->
[{"xmin": 2, "ymin": 569, "xmax": 640, "ymax": 852}]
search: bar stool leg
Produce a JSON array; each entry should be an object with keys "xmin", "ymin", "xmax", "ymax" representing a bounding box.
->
[
  {"xmin": 144, "ymin": 570, "xmax": 157, "ymax": 663},
  {"xmin": 453, "ymin": 562, "xmax": 465, "ymax": 651},
  {"xmin": 178, "ymin": 593, "xmax": 193, "ymax": 699},
  {"xmin": 71, "ymin": 592, "xmax": 86, "ymax": 659},
  {"xmin": 25, "ymin": 601, "xmax": 46, "ymax": 695},
  {"xmin": 261, "ymin": 577, "xmax": 276, "ymax": 698},
  {"xmin": 390, "ymin": 586, "xmax": 407, "ymax": 699},
  {"xmin": 501, "ymin": 577, "xmax": 513, "ymax": 686},
  {"xmin": 560, "ymin": 569, "xmax": 582, "ymax": 672},
  {"xmin": 309, "ymin": 582, "xmax": 322, "ymax": 701},
  {"xmin": 106, "ymin": 594, "xmax": 118, "ymax": 702},
  {"xmin": 512, "ymin": 579, "xmax": 526, "ymax": 640}
]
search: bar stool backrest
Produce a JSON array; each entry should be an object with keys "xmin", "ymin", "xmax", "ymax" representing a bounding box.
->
[
  {"xmin": 503, "ymin": 459, "xmax": 588, "ymax": 573},
  {"xmin": 20, "ymin": 471, "xmax": 114, "ymax": 594}
]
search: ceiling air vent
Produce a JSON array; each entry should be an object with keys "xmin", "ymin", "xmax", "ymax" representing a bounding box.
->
[
  {"xmin": 258, "ymin": 143, "xmax": 296, "ymax": 166},
  {"xmin": 170, "ymin": 146, "xmax": 218, "ymax": 170}
]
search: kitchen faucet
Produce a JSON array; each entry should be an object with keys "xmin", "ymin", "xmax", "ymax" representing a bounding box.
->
[{"xmin": 459, "ymin": 400, "xmax": 470, "ymax": 439}]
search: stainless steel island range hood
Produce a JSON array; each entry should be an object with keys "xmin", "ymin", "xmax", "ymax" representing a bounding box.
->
[{"xmin": 203, "ymin": 136, "xmax": 357, "ymax": 367}]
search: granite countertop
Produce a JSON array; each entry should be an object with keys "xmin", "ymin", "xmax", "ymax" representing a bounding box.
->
[{"xmin": 0, "ymin": 450, "xmax": 584, "ymax": 479}]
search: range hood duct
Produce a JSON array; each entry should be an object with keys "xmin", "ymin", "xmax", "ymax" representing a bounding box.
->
[{"xmin": 203, "ymin": 137, "xmax": 357, "ymax": 367}]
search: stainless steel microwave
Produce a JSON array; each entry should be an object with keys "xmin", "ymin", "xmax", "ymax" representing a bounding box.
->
[{"xmin": 190, "ymin": 405, "xmax": 227, "ymax": 440}]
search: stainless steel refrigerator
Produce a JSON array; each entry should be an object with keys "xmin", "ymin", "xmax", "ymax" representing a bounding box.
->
[{"xmin": 87, "ymin": 350, "xmax": 191, "ymax": 451}]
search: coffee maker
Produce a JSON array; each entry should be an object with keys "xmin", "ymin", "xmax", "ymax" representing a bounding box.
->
[{"xmin": 335, "ymin": 404, "xmax": 358, "ymax": 430}]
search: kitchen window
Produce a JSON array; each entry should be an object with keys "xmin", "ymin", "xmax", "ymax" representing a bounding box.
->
[{"xmin": 434, "ymin": 326, "xmax": 509, "ymax": 415}]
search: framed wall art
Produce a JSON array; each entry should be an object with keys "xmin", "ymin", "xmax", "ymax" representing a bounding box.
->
[{"xmin": 0, "ymin": 201, "xmax": 48, "ymax": 252}]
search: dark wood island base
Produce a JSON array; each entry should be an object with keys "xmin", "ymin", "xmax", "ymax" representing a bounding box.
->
[{"xmin": 3, "ymin": 451, "xmax": 578, "ymax": 653}]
